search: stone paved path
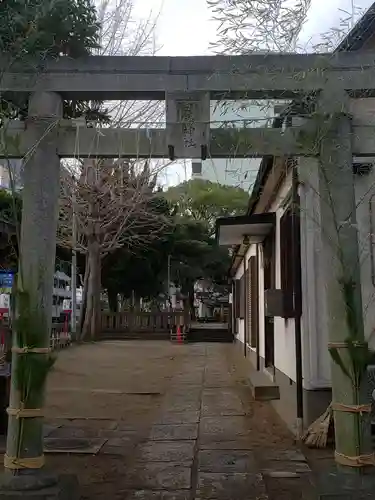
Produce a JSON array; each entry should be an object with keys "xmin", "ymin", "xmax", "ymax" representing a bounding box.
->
[{"xmin": 44, "ymin": 341, "xmax": 317, "ymax": 499}]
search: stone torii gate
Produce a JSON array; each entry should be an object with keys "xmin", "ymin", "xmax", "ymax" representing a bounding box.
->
[{"xmin": 1, "ymin": 52, "xmax": 375, "ymax": 482}]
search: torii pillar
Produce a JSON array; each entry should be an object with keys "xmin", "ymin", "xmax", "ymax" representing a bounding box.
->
[
  {"xmin": 317, "ymin": 89, "xmax": 372, "ymax": 480},
  {"xmin": 4, "ymin": 91, "xmax": 63, "ymax": 485}
]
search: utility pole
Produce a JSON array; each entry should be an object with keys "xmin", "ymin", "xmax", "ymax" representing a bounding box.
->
[{"xmin": 71, "ymin": 176, "xmax": 77, "ymax": 339}]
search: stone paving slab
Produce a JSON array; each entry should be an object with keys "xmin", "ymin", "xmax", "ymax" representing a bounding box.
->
[
  {"xmin": 123, "ymin": 463, "xmax": 191, "ymax": 490},
  {"xmin": 167, "ymin": 383, "xmax": 203, "ymax": 390},
  {"xmin": 203, "ymin": 382, "xmax": 236, "ymax": 389},
  {"xmin": 201, "ymin": 389, "xmax": 240, "ymax": 398},
  {"xmin": 201, "ymin": 409, "xmax": 245, "ymax": 417},
  {"xmin": 168, "ymin": 376, "xmax": 204, "ymax": 385},
  {"xmin": 201, "ymin": 391, "xmax": 244, "ymax": 416},
  {"xmin": 199, "ymin": 440, "xmax": 254, "ymax": 450},
  {"xmin": 166, "ymin": 388, "xmax": 202, "ymax": 397},
  {"xmin": 43, "ymin": 424, "xmax": 61, "ymax": 437},
  {"xmin": 262, "ymin": 460, "xmax": 311, "ymax": 474},
  {"xmin": 136, "ymin": 440, "xmax": 195, "ymax": 463},
  {"xmin": 196, "ymin": 472, "xmax": 268, "ymax": 500},
  {"xmin": 44, "ymin": 437, "xmax": 107, "ymax": 454},
  {"xmin": 125, "ymin": 491, "xmax": 190, "ymax": 500},
  {"xmin": 160, "ymin": 400, "xmax": 201, "ymax": 412},
  {"xmin": 48, "ymin": 426, "xmax": 101, "ymax": 439},
  {"xmin": 101, "ymin": 444, "xmax": 134, "ymax": 456},
  {"xmin": 45, "ymin": 418, "xmax": 118, "ymax": 430},
  {"xmin": 201, "ymin": 404, "xmax": 245, "ymax": 417},
  {"xmin": 201, "ymin": 395, "xmax": 242, "ymax": 404},
  {"xmin": 114, "ymin": 426, "xmax": 147, "ymax": 435},
  {"xmin": 270, "ymin": 449, "xmax": 307, "ymax": 462},
  {"xmin": 155, "ymin": 411, "xmax": 200, "ymax": 424},
  {"xmin": 198, "ymin": 449, "xmax": 257, "ymax": 472},
  {"xmin": 103, "ymin": 436, "xmax": 135, "ymax": 447},
  {"xmin": 199, "ymin": 416, "xmax": 251, "ymax": 442},
  {"xmin": 149, "ymin": 424, "xmax": 198, "ymax": 441}
]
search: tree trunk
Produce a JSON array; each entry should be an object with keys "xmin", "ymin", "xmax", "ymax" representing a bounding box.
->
[
  {"xmin": 81, "ymin": 240, "xmax": 101, "ymax": 341},
  {"xmin": 188, "ymin": 284, "xmax": 195, "ymax": 320},
  {"xmin": 78, "ymin": 254, "xmax": 90, "ymax": 338},
  {"xmin": 108, "ymin": 288, "xmax": 118, "ymax": 313},
  {"xmin": 91, "ymin": 243, "xmax": 101, "ymax": 340},
  {"xmin": 81, "ymin": 264, "xmax": 93, "ymax": 341}
]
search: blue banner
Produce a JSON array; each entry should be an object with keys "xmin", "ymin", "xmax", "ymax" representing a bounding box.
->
[{"xmin": 0, "ymin": 272, "xmax": 14, "ymax": 290}]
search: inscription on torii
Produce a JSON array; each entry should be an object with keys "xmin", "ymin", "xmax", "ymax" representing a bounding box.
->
[{"xmin": 166, "ymin": 91, "xmax": 210, "ymax": 159}]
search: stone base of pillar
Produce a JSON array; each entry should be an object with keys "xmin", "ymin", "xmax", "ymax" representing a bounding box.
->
[
  {"xmin": 0, "ymin": 473, "xmax": 79, "ymax": 499},
  {"xmin": 316, "ymin": 466, "xmax": 375, "ymax": 499}
]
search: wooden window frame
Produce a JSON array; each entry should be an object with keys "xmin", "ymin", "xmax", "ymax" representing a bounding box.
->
[
  {"xmin": 280, "ymin": 203, "xmax": 297, "ymax": 318},
  {"xmin": 239, "ymin": 274, "xmax": 245, "ymax": 319},
  {"xmin": 249, "ymin": 254, "xmax": 259, "ymax": 348}
]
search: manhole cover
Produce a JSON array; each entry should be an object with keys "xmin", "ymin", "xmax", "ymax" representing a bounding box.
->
[{"xmin": 44, "ymin": 437, "xmax": 106, "ymax": 454}]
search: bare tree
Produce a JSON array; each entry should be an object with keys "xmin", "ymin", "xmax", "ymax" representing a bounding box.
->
[
  {"xmin": 58, "ymin": 0, "xmax": 167, "ymax": 340},
  {"xmin": 59, "ymin": 159, "xmax": 169, "ymax": 341},
  {"xmin": 94, "ymin": 0, "xmax": 163, "ymax": 127}
]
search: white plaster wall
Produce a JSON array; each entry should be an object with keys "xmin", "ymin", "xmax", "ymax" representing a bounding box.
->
[
  {"xmin": 351, "ymin": 98, "xmax": 375, "ymax": 350},
  {"xmin": 349, "ymin": 98, "xmax": 375, "ymax": 127},
  {"xmin": 298, "ymin": 159, "xmax": 375, "ymax": 388},
  {"xmin": 237, "ymin": 319, "xmax": 245, "ymax": 343},
  {"xmin": 233, "ymin": 171, "xmax": 299, "ymax": 381},
  {"xmin": 355, "ymin": 166, "xmax": 375, "ymax": 349},
  {"xmin": 268, "ymin": 171, "xmax": 298, "ymax": 381}
]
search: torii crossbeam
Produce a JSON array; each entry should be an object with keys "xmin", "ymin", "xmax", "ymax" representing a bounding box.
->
[{"xmin": 1, "ymin": 52, "xmax": 375, "ymax": 100}]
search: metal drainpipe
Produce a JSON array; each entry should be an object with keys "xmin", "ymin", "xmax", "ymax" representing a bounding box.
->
[
  {"xmin": 291, "ymin": 163, "xmax": 304, "ymax": 439},
  {"xmin": 256, "ymin": 245, "xmax": 260, "ymax": 371},
  {"xmin": 244, "ymin": 254, "xmax": 248, "ymax": 358},
  {"xmin": 369, "ymin": 195, "xmax": 375, "ymax": 288}
]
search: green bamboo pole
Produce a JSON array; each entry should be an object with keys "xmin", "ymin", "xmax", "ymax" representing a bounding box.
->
[{"xmin": 5, "ymin": 91, "xmax": 62, "ymax": 476}]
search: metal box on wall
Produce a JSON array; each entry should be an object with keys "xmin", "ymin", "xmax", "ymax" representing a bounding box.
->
[{"xmin": 264, "ymin": 289, "xmax": 285, "ymax": 318}]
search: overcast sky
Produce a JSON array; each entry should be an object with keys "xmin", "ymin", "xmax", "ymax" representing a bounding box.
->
[
  {"xmin": 131, "ymin": 0, "xmax": 374, "ymax": 186},
  {"xmin": 136, "ymin": 0, "xmax": 373, "ymax": 56}
]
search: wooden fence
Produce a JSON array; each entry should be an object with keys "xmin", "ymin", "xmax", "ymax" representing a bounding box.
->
[
  {"xmin": 101, "ymin": 311, "xmax": 190, "ymax": 337},
  {"xmin": 50, "ymin": 322, "xmax": 71, "ymax": 350},
  {"xmin": 0, "ymin": 321, "xmax": 71, "ymax": 366}
]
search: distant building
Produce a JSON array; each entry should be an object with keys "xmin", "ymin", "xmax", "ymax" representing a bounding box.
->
[{"xmin": 192, "ymin": 101, "xmax": 279, "ymax": 191}]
